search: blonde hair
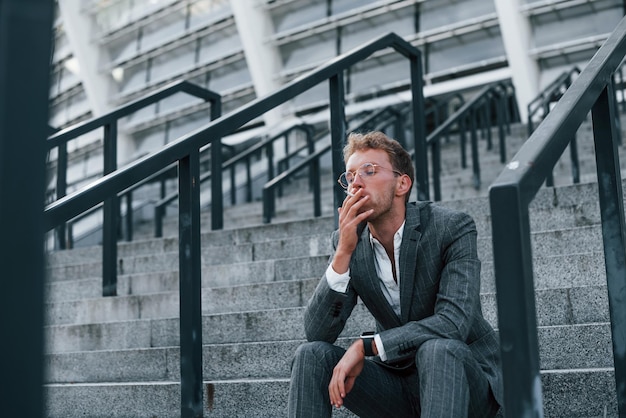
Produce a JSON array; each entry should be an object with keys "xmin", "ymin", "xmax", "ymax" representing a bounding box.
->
[{"xmin": 343, "ymin": 131, "xmax": 414, "ymax": 202}]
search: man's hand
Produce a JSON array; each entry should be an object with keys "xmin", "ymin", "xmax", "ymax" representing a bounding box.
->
[
  {"xmin": 332, "ymin": 189, "xmax": 373, "ymax": 274},
  {"xmin": 328, "ymin": 340, "xmax": 367, "ymax": 409}
]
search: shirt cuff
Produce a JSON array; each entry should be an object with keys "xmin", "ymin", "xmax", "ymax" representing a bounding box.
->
[
  {"xmin": 325, "ymin": 264, "xmax": 350, "ymax": 293},
  {"xmin": 374, "ymin": 334, "xmax": 387, "ymax": 361}
]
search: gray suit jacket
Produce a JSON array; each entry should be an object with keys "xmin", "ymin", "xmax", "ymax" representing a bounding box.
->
[{"xmin": 304, "ymin": 201, "xmax": 503, "ymax": 406}]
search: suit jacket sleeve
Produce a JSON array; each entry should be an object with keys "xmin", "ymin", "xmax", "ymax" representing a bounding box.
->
[
  {"xmin": 303, "ymin": 230, "xmax": 359, "ymax": 343},
  {"xmin": 379, "ymin": 209, "xmax": 482, "ymax": 364}
]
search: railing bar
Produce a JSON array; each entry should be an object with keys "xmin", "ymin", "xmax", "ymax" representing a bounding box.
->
[
  {"xmin": 410, "ymin": 55, "xmax": 428, "ymax": 201},
  {"xmin": 591, "ymin": 85, "xmax": 626, "ymax": 416},
  {"xmin": 56, "ymin": 141, "xmax": 68, "ymax": 249},
  {"xmin": 47, "ymin": 80, "xmax": 219, "ymax": 147},
  {"xmin": 102, "ymin": 122, "xmax": 118, "ymax": 297},
  {"xmin": 178, "ymin": 150, "xmax": 203, "ymax": 417},
  {"xmin": 489, "ymin": 185, "xmax": 543, "ymax": 417},
  {"xmin": 45, "ymin": 33, "xmax": 422, "ymax": 230},
  {"xmin": 329, "ymin": 72, "xmax": 347, "ymax": 228}
]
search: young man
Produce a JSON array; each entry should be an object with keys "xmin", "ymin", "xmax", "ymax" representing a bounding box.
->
[{"xmin": 288, "ymin": 131, "xmax": 502, "ymax": 417}]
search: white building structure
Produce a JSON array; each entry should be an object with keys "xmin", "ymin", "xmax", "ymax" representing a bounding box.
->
[{"xmin": 48, "ymin": 0, "xmax": 625, "ymax": 243}]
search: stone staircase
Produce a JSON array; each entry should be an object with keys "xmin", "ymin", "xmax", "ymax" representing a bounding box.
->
[{"xmin": 43, "ymin": 117, "xmax": 623, "ymax": 417}]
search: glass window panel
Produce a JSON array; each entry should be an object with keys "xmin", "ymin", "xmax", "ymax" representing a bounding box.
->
[
  {"xmin": 271, "ymin": 0, "xmax": 326, "ymax": 33},
  {"xmin": 189, "ymin": 0, "xmax": 232, "ymax": 30},
  {"xmin": 140, "ymin": 10, "xmax": 187, "ymax": 52},
  {"xmin": 71, "ymin": 127, "xmax": 101, "ymax": 152},
  {"xmin": 133, "ymin": 125, "xmax": 168, "ymax": 156},
  {"xmin": 49, "ymin": 101, "xmax": 68, "ymax": 128},
  {"xmin": 281, "ymin": 35, "xmax": 336, "ymax": 71},
  {"xmin": 532, "ymin": 7, "xmax": 622, "ymax": 49},
  {"xmin": 341, "ymin": 12, "xmax": 414, "ymax": 53},
  {"xmin": 349, "ymin": 56, "xmax": 410, "ymax": 95},
  {"xmin": 221, "ymin": 90, "xmax": 255, "ymax": 114},
  {"xmin": 330, "ymin": 0, "xmax": 379, "ymax": 16},
  {"xmin": 292, "ymin": 82, "xmax": 328, "ymax": 110},
  {"xmin": 420, "ymin": 0, "xmax": 495, "ymax": 32},
  {"xmin": 95, "ymin": 0, "xmax": 178, "ymax": 34},
  {"xmin": 208, "ymin": 59, "xmax": 251, "ymax": 92},
  {"xmin": 427, "ymin": 30, "xmax": 505, "ymax": 74},
  {"xmin": 150, "ymin": 43, "xmax": 196, "ymax": 81},
  {"xmin": 52, "ymin": 30, "xmax": 71, "ymax": 63},
  {"xmin": 49, "ymin": 69, "xmax": 62, "ymax": 97},
  {"xmin": 94, "ymin": 0, "xmax": 134, "ymax": 34},
  {"xmin": 65, "ymin": 93, "xmax": 90, "ymax": 124},
  {"xmin": 118, "ymin": 61, "xmax": 148, "ymax": 94},
  {"xmin": 123, "ymin": 103, "xmax": 158, "ymax": 125},
  {"xmin": 158, "ymin": 92, "xmax": 205, "ymax": 114},
  {"xmin": 58, "ymin": 66, "xmax": 80, "ymax": 92},
  {"xmin": 167, "ymin": 111, "xmax": 212, "ymax": 142},
  {"xmin": 107, "ymin": 31, "xmax": 140, "ymax": 63},
  {"xmin": 198, "ymin": 26, "xmax": 242, "ymax": 64}
]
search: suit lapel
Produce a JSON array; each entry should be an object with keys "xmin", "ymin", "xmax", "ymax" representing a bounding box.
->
[
  {"xmin": 399, "ymin": 204, "xmax": 423, "ymax": 324},
  {"xmin": 353, "ymin": 224, "xmax": 402, "ymax": 329}
]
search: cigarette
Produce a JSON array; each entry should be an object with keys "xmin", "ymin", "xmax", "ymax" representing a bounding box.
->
[{"xmin": 344, "ymin": 190, "xmax": 355, "ymax": 197}]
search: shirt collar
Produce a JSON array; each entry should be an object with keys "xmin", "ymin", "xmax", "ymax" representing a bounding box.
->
[{"xmin": 369, "ymin": 220, "xmax": 406, "ymax": 249}]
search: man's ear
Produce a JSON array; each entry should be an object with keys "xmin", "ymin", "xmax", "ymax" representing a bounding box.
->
[{"xmin": 396, "ymin": 174, "xmax": 412, "ymax": 198}]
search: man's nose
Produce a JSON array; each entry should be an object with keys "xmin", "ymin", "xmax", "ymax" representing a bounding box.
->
[{"xmin": 352, "ymin": 172, "xmax": 365, "ymax": 188}]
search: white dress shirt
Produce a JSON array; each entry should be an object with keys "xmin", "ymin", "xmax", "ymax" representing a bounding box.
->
[{"xmin": 325, "ymin": 221, "xmax": 406, "ymax": 361}]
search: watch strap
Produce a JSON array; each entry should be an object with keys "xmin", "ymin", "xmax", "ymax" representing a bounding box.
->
[{"xmin": 360, "ymin": 332, "xmax": 376, "ymax": 357}]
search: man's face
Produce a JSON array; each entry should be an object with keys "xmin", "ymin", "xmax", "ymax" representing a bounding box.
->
[{"xmin": 344, "ymin": 148, "xmax": 399, "ymax": 221}]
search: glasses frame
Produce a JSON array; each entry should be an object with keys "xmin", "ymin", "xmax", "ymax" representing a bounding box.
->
[{"xmin": 337, "ymin": 162, "xmax": 402, "ymax": 189}]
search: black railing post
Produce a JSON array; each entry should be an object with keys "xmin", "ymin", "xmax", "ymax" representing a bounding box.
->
[
  {"xmin": 125, "ymin": 191, "xmax": 133, "ymax": 242},
  {"xmin": 312, "ymin": 158, "xmax": 321, "ymax": 217},
  {"xmin": 230, "ymin": 165, "xmax": 237, "ymax": 205},
  {"xmin": 0, "ymin": 0, "xmax": 53, "ymax": 416},
  {"xmin": 56, "ymin": 141, "xmax": 68, "ymax": 249},
  {"xmin": 103, "ymin": 121, "xmax": 118, "ymax": 296},
  {"xmin": 410, "ymin": 54, "xmax": 428, "ymax": 201},
  {"xmin": 490, "ymin": 184, "xmax": 544, "ymax": 418},
  {"xmin": 431, "ymin": 141, "xmax": 441, "ymax": 201},
  {"xmin": 210, "ymin": 134, "xmax": 223, "ymax": 230},
  {"xmin": 266, "ymin": 142, "xmax": 275, "ymax": 218},
  {"xmin": 496, "ymin": 90, "xmax": 507, "ymax": 163},
  {"xmin": 178, "ymin": 149, "xmax": 203, "ymax": 417},
  {"xmin": 329, "ymin": 72, "xmax": 347, "ymax": 227},
  {"xmin": 591, "ymin": 85, "xmax": 626, "ymax": 416},
  {"xmin": 460, "ymin": 117, "xmax": 468, "ymax": 169},
  {"xmin": 246, "ymin": 158, "xmax": 252, "ymax": 202},
  {"xmin": 569, "ymin": 135, "xmax": 580, "ymax": 184},
  {"xmin": 469, "ymin": 110, "xmax": 481, "ymax": 190}
]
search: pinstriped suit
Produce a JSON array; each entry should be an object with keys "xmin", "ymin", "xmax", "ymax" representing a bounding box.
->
[{"xmin": 289, "ymin": 201, "xmax": 503, "ymax": 417}]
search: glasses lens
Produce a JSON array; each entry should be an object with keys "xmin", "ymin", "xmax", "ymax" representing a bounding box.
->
[
  {"xmin": 338, "ymin": 173, "xmax": 350, "ymax": 188},
  {"xmin": 361, "ymin": 163, "xmax": 376, "ymax": 176}
]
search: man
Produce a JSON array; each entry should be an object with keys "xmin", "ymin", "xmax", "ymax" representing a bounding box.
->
[{"xmin": 288, "ymin": 131, "xmax": 502, "ymax": 417}]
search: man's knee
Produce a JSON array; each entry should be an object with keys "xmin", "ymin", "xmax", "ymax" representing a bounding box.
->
[
  {"xmin": 416, "ymin": 338, "xmax": 470, "ymax": 365},
  {"xmin": 292, "ymin": 341, "xmax": 342, "ymax": 371}
]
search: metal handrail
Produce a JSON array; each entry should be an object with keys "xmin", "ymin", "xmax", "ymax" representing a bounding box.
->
[
  {"xmin": 43, "ymin": 32, "xmax": 426, "ymax": 418},
  {"xmin": 152, "ymin": 123, "xmax": 316, "ymax": 237},
  {"xmin": 527, "ymin": 67, "xmax": 582, "ymax": 186},
  {"xmin": 425, "ymin": 80, "xmax": 518, "ymax": 201},
  {"xmin": 48, "ymin": 79, "xmax": 222, "ymax": 250},
  {"xmin": 489, "ymin": 15, "xmax": 626, "ymax": 417}
]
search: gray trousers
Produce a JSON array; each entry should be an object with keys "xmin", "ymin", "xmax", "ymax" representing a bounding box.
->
[{"xmin": 288, "ymin": 339, "xmax": 500, "ymax": 418}]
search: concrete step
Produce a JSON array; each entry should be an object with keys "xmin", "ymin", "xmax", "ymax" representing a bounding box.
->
[
  {"xmin": 44, "ymin": 243, "xmax": 607, "ymax": 324},
  {"xmin": 45, "ymin": 322, "xmax": 613, "ymax": 384},
  {"xmin": 45, "ymin": 283, "xmax": 609, "ymax": 353},
  {"xmin": 44, "ymin": 368, "xmax": 618, "ymax": 417},
  {"xmin": 45, "ymin": 222, "xmax": 602, "ymax": 305}
]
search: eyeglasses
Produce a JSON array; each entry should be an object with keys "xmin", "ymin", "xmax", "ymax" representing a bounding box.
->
[{"xmin": 337, "ymin": 162, "xmax": 402, "ymax": 189}]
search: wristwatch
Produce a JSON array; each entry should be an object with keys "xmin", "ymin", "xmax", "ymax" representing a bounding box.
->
[{"xmin": 360, "ymin": 332, "xmax": 376, "ymax": 357}]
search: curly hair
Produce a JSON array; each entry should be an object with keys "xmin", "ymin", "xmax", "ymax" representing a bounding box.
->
[{"xmin": 343, "ymin": 131, "xmax": 414, "ymax": 202}]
